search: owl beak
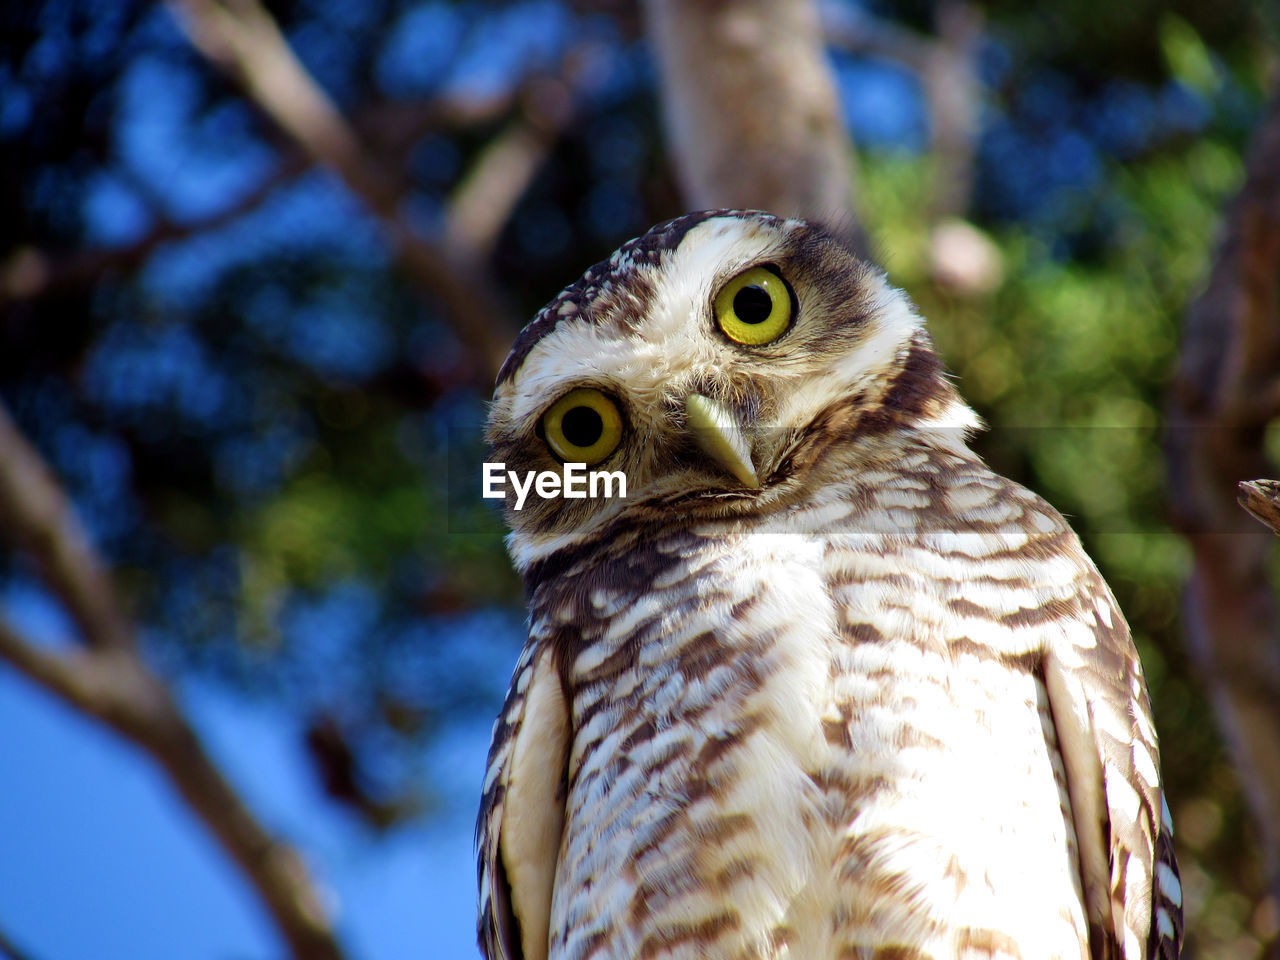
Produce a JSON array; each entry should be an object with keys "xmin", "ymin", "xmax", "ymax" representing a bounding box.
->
[{"xmin": 685, "ymin": 394, "xmax": 760, "ymax": 489}]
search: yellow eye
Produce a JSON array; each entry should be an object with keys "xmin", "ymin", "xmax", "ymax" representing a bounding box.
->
[
  {"xmin": 541, "ymin": 388, "xmax": 624, "ymax": 464},
  {"xmin": 713, "ymin": 266, "xmax": 793, "ymax": 345}
]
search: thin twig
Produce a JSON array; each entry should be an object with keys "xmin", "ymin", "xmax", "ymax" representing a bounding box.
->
[
  {"xmin": 822, "ymin": 1, "xmax": 983, "ymax": 219},
  {"xmin": 446, "ymin": 79, "xmax": 575, "ymax": 259},
  {"xmin": 358, "ymin": 89, "xmax": 526, "ymax": 162},
  {"xmin": 0, "ymin": 73, "xmax": 558, "ymax": 309},
  {"xmin": 0, "ymin": 155, "xmax": 305, "ymax": 306},
  {"xmin": 820, "ymin": 6, "xmax": 933, "ymax": 71}
]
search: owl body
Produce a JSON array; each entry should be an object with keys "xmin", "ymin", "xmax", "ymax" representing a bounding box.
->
[{"xmin": 479, "ymin": 212, "xmax": 1181, "ymax": 960}]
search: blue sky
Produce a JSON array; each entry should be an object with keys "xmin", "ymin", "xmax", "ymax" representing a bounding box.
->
[{"xmin": 0, "ymin": 663, "xmax": 487, "ymax": 959}]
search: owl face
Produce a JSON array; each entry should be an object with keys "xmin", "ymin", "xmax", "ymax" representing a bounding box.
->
[{"xmin": 487, "ymin": 210, "xmax": 975, "ymax": 566}]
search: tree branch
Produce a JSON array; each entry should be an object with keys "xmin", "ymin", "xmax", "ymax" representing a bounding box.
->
[
  {"xmin": 920, "ymin": 0, "xmax": 983, "ymax": 220},
  {"xmin": 0, "ymin": 70, "xmax": 565, "ymax": 311},
  {"xmin": 822, "ymin": 0, "xmax": 984, "ymax": 220},
  {"xmin": 167, "ymin": 0, "xmax": 519, "ymax": 382},
  {"xmin": 0, "ymin": 404, "xmax": 132, "ymax": 651},
  {"xmin": 0, "ymin": 399, "xmax": 348, "ymax": 960},
  {"xmin": 446, "ymin": 78, "xmax": 574, "ymax": 259},
  {"xmin": 0, "ymin": 616, "xmax": 347, "ymax": 960},
  {"xmin": 0, "ymin": 920, "xmax": 40, "ymax": 960},
  {"xmin": 820, "ymin": 4, "xmax": 934, "ymax": 72},
  {"xmin": 1166, "ymin": 85, "xmax": 1280, "ymax": 905},
  {"xmin": 357, "ymin": 88, "xmax": 534, "ymax": 165},
  {"xmin": 645, "ymin": 0, "xmax": 867, "ymax": 254},
  {"xmin": 0, "ymin": 155, "xmax": 305, "ymax": 307}
]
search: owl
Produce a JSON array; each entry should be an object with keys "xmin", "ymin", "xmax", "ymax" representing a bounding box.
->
[{"xmin": 477, "ymin": 210, "xmax": 1182, "ymax": 960}]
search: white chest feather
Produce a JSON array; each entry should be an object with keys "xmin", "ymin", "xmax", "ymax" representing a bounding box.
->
[
  {"xmin": 553, "ymin": 533, "xmax": 836, "ymax": 959},
  {"xmin": 548, "ymin": 527, "xmax": 1089, "ymax": 960}
]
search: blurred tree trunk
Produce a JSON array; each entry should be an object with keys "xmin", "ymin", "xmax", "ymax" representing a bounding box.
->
[
  {"xmin": 919, "ymin": 0, "xmax": 982, "ymax": 221},
  {"xmin": 1166, "ymin": 84, "xmax": 1280, "ymax": 913},
  {"xmin": 644, "ymin": 0, "xmax": 868, "ymax": 255}
]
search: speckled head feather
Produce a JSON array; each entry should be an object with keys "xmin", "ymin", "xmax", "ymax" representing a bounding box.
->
[
  {"xmin": 487, "ymin": 210, "xmax": 978, "ymax": 569},
  {"xmin": 495, "ymin": 210, "xmax": 733, "ymax": 386},
  {"xmin": 478, "ymin": 211, "xmax": 1181, "ymax": 960}
]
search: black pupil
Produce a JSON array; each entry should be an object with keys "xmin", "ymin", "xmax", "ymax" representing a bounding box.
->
[
  {"xmin": 562, "ymin": 405, "xmax": 604, "ymax": 448},
  {"xmin": 733, "ymin": 284, "xmax": 774, "ymax": 325}
]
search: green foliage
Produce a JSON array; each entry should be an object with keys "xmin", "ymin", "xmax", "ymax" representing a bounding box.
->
[{"xmin": 1160, "ymin": 13, "xmax": 1220, "ymax": 97}]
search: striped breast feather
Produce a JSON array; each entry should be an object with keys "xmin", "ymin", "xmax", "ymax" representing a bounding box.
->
[
  {"xmin": 477, "ymin": 636, "xmax": 571, "ymax": 960},
  {"xmin": 1043, "ymin": 568, "xmax": 1181, "ymax": 960}
]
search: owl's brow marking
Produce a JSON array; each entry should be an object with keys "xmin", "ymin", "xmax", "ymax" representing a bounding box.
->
[{"xmin": 495, "ymin": 210, "xmax": 791, "ymax": 386}]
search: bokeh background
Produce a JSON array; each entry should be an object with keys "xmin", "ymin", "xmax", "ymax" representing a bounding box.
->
[{"xmin": 1, "ymin": 1, "xmax": 1277, "ymax": 958}]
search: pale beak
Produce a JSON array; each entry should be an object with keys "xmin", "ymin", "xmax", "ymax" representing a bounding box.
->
[{"xmin": 685, "ymin": 393, "xmax": 760, "ymax": 489}]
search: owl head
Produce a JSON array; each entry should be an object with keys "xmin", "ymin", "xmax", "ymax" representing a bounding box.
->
[{"xmin": 486, "ymin": 210, "xmax": 979, "ymax": 569}]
